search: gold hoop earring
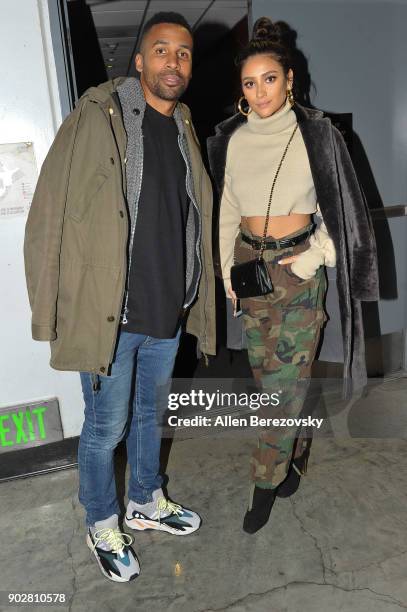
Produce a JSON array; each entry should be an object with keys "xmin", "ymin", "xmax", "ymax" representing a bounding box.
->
[
  {"xmin": 287, "ymin": 88, "xmax": 295, "ymax": 107},
  {"xmin": 237, "ymin": 96, "xmax": 252, "ymax": 116}
]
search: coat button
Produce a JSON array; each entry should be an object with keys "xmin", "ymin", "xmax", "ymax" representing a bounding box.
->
[
  {"xmin": 185, "ymin": 119, "xmax": 190, "ymax": 125},
  {"xmin": 100, "ymin": 366, "xmax": 106, "ymax": 373},
  {"xmin": 107, "ymin": 315, "xmax": 115, "ymax": 322},
  {"xmin": 119, "ymin": 211, "xmax": 124, "ymax": 218},
  {"xmin": 110, "ymin": 157, "xmax": 115, "ymax": 165},
  {"xmin": 132, "ymin": 108, "xmax": 140, "ymax": 115},
  {"xmin": 108, "ymin": 107, "xmax": 114, "ymax": 115}
]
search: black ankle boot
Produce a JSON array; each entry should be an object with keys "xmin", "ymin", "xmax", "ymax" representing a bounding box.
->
[
  {"xmin": 275, "ymin": 464, "xmax": 301, "ymax": 498},
  {"xmin": 276, "ymin": 453, "xmax": 308, "ymax": 499},
  {"xmin": 243, "ymin": 486, "xmax": 277, "ymax": 534}
]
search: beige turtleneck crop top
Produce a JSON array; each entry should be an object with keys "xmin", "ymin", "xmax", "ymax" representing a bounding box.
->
[{"xmin": 219, "ymin": 98, "xmax": 336, "ymax": 294}]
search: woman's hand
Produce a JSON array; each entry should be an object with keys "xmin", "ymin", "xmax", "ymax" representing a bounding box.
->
[
  {"xmin": 278, "ymin": 254, "xmax": 319, "ymax": 280},
  {"xmin": 227, "ymin": 287, "xmax": 239, "ymax": 316},
  {"xmin": 228, "ymin": 286, "xmax": 237, "ymax": 304},
  {"xmin": 278, "ymin": 255, "xmax": 299, "ymax": 266}
]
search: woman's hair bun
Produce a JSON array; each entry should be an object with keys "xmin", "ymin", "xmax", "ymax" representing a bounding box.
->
[
  {"xmin": 251, "ymin": 16, "xmax": 296, "ymax": 49},
  {"xmin": 252, "ymin": 17, "xmax": 276, "ymax": 41}
]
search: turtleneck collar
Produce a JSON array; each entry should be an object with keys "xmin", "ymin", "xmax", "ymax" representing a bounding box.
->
[{"xmin": 247, "ymin": 97, "xmax": 297, "ymax": 134}]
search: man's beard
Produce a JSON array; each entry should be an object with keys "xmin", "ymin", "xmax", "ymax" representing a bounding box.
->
[{"xmin": 143, "ymin": 69, "xmax": 189, "ymax": 101}]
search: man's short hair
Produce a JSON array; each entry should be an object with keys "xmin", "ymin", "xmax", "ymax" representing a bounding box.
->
[{"xmin": 140, "ymin": 12, "xmax": 193, "ymax": 49}]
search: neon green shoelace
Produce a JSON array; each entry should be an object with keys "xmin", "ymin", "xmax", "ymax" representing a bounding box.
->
[
  {"xmin": 92, "ymin": 527, "xmax": 134, "ymax": 554},
  {"xmin": 156, "ymin": 497, "xmax": 183, "ymax": 522}
]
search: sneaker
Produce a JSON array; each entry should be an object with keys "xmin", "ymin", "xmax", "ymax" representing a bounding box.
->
[
  {"xmin": 125, "ymin": 489, "xmax": 201, "ymax": 536},
  {"xmin": 86, "ymin": 514, "xmax": 140, "ymax": 582}
]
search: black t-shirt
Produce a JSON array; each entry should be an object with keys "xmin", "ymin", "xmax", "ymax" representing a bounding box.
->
[{"xmin": 121, "ymin": 103, "xmax": 189, "ymax": 338}]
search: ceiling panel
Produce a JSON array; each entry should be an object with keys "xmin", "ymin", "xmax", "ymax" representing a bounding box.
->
[
  {"xmin": 142, "ymin": 9, "xmax": 210, "ymax": 27},
  {"xmin": 212, "ymin": 0, "xmax": 247, "ymax": 6},
  {"xmin": 92, "ymin": 11, "xmax": 146, "ymax": 26},
  {"xmin": 200, "ymin": 7, "xmax": 247, "ymax": 28},
  {"xmin": 86, "ymin": 0, "xmax": 248, "ymax": 78},
  {"xmin": 144, "ymin": 1, "xmax": 211, "ymax": 9},
  {"xmin": 90, "ymin": 1, "xmax": 147, "ymax": 11},
  {"xmin": 95, "ymin": 25, "xmax": 140, "ymax": 37}
]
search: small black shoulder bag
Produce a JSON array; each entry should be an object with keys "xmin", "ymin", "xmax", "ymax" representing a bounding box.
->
[{"xmin": 230, "ymin": 123, "xmax": 299, "ymax": 299}]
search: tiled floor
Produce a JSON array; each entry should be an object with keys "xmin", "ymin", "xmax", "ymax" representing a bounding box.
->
[{"xmin": 2, "ymin": 378, "xmax": 407, "ymax": 612}]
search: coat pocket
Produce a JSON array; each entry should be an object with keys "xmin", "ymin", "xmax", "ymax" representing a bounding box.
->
[{"xmin": 66, "ymin": 164, "xmax": 110, "ymax": 222}]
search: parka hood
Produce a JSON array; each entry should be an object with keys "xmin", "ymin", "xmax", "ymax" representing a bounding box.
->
[{"xmin": 78, "ymin": 77, "xmax": 128, "ymax": 104}]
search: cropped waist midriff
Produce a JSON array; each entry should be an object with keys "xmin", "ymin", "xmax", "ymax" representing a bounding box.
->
[{"xmin": 241, "ymin": 213, "xmax": 312, "ymax": 239}]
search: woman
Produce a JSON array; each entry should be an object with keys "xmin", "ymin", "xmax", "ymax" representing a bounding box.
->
[{"xmin": 207, "ymin": 17, "xmax": 379, "ymax": 534}]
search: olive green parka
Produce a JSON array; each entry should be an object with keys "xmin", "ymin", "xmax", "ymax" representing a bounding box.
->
[{"xmin": 24, "ymin": 77, "xmax": 216, "ymax": 374}]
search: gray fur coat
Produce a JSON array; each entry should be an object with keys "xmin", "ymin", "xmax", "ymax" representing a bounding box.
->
[{"xmin": 207, "ymin": 102, "xmax": 379, "ymax": 399}]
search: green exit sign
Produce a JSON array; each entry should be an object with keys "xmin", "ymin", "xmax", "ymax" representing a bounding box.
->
[{"xmin": 0, "ymin": 398, "xmax": 63, "ymax": 452}]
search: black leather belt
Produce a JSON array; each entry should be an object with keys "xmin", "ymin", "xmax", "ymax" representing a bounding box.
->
[{"xmin": 241, "ymin": 225, "xmax": 314, "ymax": 250}]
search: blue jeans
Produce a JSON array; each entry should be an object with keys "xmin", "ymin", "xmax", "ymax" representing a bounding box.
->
[{"xmin": 78, "ymin": 327, "xmax": 181, "ymax": 526}]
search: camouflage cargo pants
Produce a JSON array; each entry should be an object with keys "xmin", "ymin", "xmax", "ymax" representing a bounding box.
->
[{"xmin": 235, "ymin": 224, "xmax": 328, "ymax": 489}]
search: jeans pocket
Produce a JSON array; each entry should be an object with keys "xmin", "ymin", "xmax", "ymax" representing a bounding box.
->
[{"xmin": 91, "ymin": 372, "xmax": 101, "ymax": 393}]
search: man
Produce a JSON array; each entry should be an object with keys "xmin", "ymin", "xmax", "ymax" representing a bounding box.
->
[{"xmin": 24, "ymin": 12, "xmax": 215, "ymax": 583}]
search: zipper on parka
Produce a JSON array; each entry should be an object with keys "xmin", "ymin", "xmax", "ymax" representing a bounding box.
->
[
  {"xmin": 120, "ymin": 134, "xmax": 144, "ymax": 325},
  {"xmin": 177, "ymin": 132, "xmax": 202, "ymax": 309}
]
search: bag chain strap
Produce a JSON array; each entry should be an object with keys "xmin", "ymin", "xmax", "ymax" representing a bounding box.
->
[{"xmin": 258, "ymin": 123, "xmax": 299, "ymax": 258}]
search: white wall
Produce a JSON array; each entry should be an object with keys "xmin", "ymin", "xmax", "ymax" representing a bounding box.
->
[
  {"xmin": 252, "ymin": 0, "xmax": 407, "ymax": 337},
  {"xmin": 0, "ymin": 0, "xmax": 84, "ymax": 438}
]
